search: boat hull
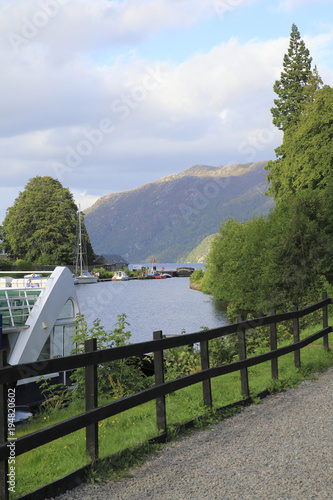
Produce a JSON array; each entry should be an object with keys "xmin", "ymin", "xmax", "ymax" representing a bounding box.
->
[{"xmin": 76, "ymin": 275, "xmax": 98, "ymax": 284}]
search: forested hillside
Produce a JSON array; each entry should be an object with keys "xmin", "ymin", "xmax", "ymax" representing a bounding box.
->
[{"xmin": 84, "ymin": 161, "xmax": 273, "ymax": 262}]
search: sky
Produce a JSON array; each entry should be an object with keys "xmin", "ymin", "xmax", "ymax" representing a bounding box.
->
[{"xmin": 0, "ymin": 0, "xmax": 333, "ymax": 224}]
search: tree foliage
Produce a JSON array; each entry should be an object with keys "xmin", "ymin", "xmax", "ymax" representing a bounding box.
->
[
  {"xmin": 202, "ymin": 216, "xmax": 274, "ymax": 316},
  {"xmin": 202, "ymin": 25, "xmax": 332, "ymax": 319},
  {"xmin": 1, "ymin": 176, "xmax": 94, "ymax": 265},
  {"xmin": 266, "ymin": 85, "xmax": 333, "ymax": 201},
  {"xmin": 203, "ymin": 189, "xmax": 333, "ymax": 318},
  {"xmin": 271, "ymin": 24, "xmax": 319, "ymax": 132}
]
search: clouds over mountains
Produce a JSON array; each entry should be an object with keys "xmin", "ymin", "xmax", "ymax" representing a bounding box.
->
[{"xmin": 0, "ymin": 0, "xmax": 332, "ymax": 221}]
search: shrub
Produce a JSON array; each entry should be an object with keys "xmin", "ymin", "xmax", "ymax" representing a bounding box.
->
[
  {"xmin": 70, "ymin": 314, "xmax": 153, "ymax": 399},
  {"xmin": 93, "ymin": 267, "xmax": 113, "ymax": 279},
  {"xmin": 189, "ymin": 268, "xmax": 204, "ymax": 283}
]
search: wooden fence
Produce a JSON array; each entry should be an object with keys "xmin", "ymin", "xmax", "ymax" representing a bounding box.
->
[{"xmin": 0, "ymin": 293, "xmax": 331, "ymax": 500}]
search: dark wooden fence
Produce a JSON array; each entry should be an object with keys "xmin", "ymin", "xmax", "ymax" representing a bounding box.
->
[{"xmin": 0, "ymin": 293, "xmax": 331, "ymax": 500}]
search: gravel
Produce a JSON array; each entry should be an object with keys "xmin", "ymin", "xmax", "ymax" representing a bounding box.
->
[{"xmin": 54, "ymin": 367, "xmax": 333, "ymax": 500}]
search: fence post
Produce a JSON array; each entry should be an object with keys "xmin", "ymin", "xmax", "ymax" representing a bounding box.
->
[
  {"xmin": 269, "ymin": 309, "xmax": 278, "ymax": 380},
  {"xmin": 200, "ymin": 339, "xmax": 212, "ymax": 408},
  {"xmin": 0, "ymin": 349, "xmax": 8, "ymax": 500},
  {"xmin": 237, "ymin": 315, "xmax": 249, "ymax": 399},
  {"xmin": 322, "ymin": 291, "xmax": 330, "ymax": 351},
  {"xmin": 85, "ymin": 338, "xmax": 98, "ymax": 461},
  {"xmin": 153, "ymin": 331, "xmax": 166, "ymax": 434},
  {"xmin": 292, "ymin": 306, "xmax": 301, "ymax": 369}
]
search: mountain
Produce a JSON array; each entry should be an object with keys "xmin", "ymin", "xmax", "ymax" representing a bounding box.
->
[
  {"xmin": 84, "ymin": 161, "xmax": 274, "ymax": 263},
  {"xmin": 184, "ymin": 234, "xmax": 216, "ymax": 263}
]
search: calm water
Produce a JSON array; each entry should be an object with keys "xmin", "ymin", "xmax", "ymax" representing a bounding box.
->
[{"xmin": 76, "ymin": 266, "xmax": 228, "ymax": 343}]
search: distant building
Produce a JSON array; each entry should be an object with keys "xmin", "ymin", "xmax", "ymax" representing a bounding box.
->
[{"xmin": 92, "ymin": 254, "xmax": 129, "ymax": 272}]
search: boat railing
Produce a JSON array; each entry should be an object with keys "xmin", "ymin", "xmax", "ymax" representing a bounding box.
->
[{"xmin": 0, "ymin": 288, "xmax": 42, "ymax": 329}]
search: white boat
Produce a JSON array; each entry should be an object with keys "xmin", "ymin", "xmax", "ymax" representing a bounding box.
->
[
  {"xmin": 75, "ymin": 271, "xmax": 98, "ymax": 284},
  {"xmin": 0, "ymin": 266, "xmax": 80, "ymax": 406},
  {"xmin": 73, "ymin": 208, "xmax": 98, "ymax": 284},
  {"xmin": 112, "ymin": 271, "xmax": 129, "ymax": 281}
]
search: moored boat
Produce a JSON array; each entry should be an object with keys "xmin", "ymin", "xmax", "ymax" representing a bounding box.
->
[
  {"xmin": 0, "ymin": 266, "xmax": 80, "ymax": 406},
  {"xmin": 75, "ymin": 271, "xmax": 98, "ymax": 284},
  {"xmin": 112, "ymin": 271, "xmax": 129, "ymax": 281},
  {"xmin": 73, "ymin": 208, "xmax": 98, "ymax": 284}
]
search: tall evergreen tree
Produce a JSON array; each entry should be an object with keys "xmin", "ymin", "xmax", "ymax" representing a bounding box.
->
[
  {"xmin": 271, "ymin": 24, "xmax": 315, "ymax": 132},
  {"xmin": 267, "ymin": 85, "xmax": 333, "ymax": 201},
  {"xmin": 305, "ymin": 65, "xmax": 323, "ymax": 103}
]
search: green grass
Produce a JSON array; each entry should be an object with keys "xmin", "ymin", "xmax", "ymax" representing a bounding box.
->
[{"xmin": 10, "ymin": 325, "xmax": 333, "ymax": 499}]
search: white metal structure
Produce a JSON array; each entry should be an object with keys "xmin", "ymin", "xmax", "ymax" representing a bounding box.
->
[{"xmin": 0, "ymin": 267, "xmax": 80, "ymax": 404}]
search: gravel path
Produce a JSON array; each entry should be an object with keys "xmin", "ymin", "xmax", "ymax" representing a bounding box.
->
[{"xmin": 55, "ymin": 367, "xmax": 333, "ymax": 500}]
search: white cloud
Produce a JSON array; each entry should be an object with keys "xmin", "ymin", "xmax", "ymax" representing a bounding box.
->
[
  {"xmin": 72, "ymin": 189, "xmax": 100, "ymax": 212},
  {"xmin": 276, "ymin": 0, "xmax": 331, "ymax": 11},
  {"xmin": 1, "ymin": 0, "xmax": 213, "ymax": 62},
  {"xmin": 0, "ymin": 0, "xmax": 333, "ymax": 223}
]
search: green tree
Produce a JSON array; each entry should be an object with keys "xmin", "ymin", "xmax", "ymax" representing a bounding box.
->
[
  {"xmin": 2, "ymin": 176, "xmax": 94, "ymax": 265},
  {"xmin": 271, "ymin": 24, "xmax": 317, "ymax": 132},
  {"xmin": 304, "ymin": 65, "xmax": 323, "ymax": 104},
  {"xmin": 266, "ymin": 85, "xmax": 333, "ymax": 201},
  {"xmin": 202, "ymin": 216, "xmax": 275, "ymax": 316},
  {"xmin": 267, "ymin": 190, "xmax": 331, "ymax": 308},
  {"xmin": 202, "ymin": 188, "xmax": 333, "ymax": 318}
]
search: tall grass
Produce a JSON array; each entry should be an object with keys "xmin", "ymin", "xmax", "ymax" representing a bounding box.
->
[{"xmin": 10, "ymin": 327, "xmax": 333, "ymax": 499}]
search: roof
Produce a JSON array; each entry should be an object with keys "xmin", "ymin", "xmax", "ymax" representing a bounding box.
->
[{"xmin": 93, "ymin": 254, "xmax": 129, "ymax": 265}]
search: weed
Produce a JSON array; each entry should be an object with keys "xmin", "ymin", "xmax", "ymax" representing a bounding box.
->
[
  {"xmin": 37, "ymin": 376, "xmax": 71, "ymax": 413},
  {"xmin": 71, "ymin": 313, "xmax": 153, "ymax": 399}
]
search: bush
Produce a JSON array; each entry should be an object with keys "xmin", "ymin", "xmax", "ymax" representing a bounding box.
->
[
  {"xmin": 93, "ymin": 267, "xmax": 113, "ymax": 279},
  {"xmin": 189, "ymin": 268, "xmax": 204, "ymax": 283},
  {"xmin": 14, "ymin": 259, "xmax": 34, "ymax": 271},
  {"xmin": 0, "ymin": 260, "xmax": 12, "ymax": 271},
  {"xmin": 70, "ymin": 314, "xmax": 153, "ymax": 399}
]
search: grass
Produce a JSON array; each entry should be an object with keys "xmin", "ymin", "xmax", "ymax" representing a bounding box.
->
[{"xmin": 10, "ymin": 323, "xmax": 333, "ymax": 499}]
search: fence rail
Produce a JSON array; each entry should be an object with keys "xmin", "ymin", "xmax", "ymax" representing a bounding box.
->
[{"xmin": 0, "ymin": 294, "xmax": 332, "ymax": 499}]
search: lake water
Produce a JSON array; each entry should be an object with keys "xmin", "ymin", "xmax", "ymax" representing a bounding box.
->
[{"xmin": 76, "ymin": 265, "xmax": 228, "ymax": 344}]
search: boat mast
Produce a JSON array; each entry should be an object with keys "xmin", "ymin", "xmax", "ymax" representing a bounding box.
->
[
  {"xmin": 78, "ymin": 207, "xmax": 83, "ymax": 275},
  {"xmin": 73, "ymin": 211, "xmax": 79, "ymax": 274}
]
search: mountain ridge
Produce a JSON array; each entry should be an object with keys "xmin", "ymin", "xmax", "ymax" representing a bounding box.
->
[
  {"xmin": 84, "ymin": 161, "xmax": 274, "ymax": 263},
  {"xmin": 84, "ymin": 161, "xmax": 267, "ymax": 216}
]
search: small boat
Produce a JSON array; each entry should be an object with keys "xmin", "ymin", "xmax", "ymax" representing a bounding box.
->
[
  {"xmin": 73, "ymin": 208, "xmax": 98, "ymax": 284},
  {"xmin": 75, "ymin": 271, "xmax": 98, "ymax": 285},
  {"xmin": 144, "ymin": 260, "xmax": 169, "ymax": 279},
  {"xmin": 112, "ymin": 271, "xmax": 129, "ymax": 281},
  {"xmin": 145, "ymin": 271, "xmax": 167, "ymax": 279},
  {"xmin": 0, "ymin": 266, "xmax": 81, "ymax": 406}
]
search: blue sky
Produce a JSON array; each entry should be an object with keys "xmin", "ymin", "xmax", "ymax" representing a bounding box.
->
[{"xmin": 0, "ymin": 0, "xmax": 332, "ymax": 223}]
